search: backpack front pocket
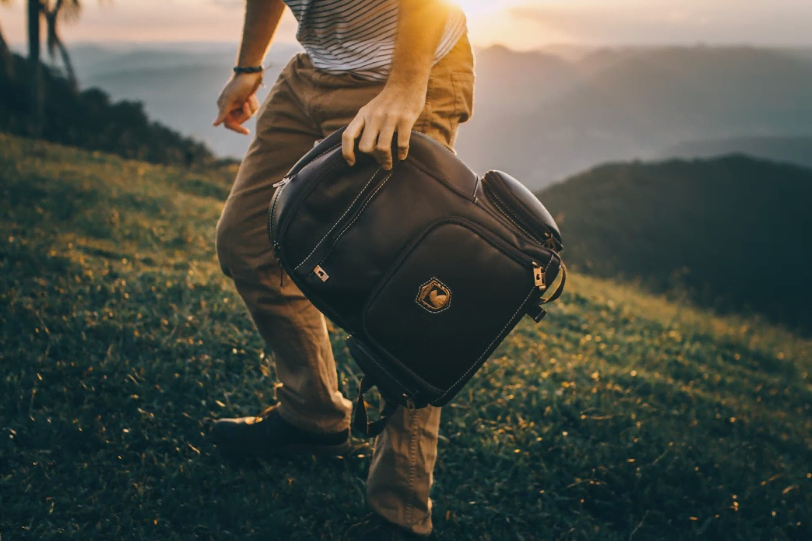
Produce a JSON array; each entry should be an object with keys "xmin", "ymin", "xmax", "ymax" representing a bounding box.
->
[{"xmin": 362, "ymin": 220, "xmax": 541, "ymax": 403}]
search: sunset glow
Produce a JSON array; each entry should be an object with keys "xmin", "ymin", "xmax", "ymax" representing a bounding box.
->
[{"xmin": 1, "ymin": 0, "xmax": 811, "ymax": 48}]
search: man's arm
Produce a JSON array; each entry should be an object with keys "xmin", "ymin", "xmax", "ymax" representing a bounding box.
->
[
  {"xmin": 214, "ymin": 0, "xmax": 287, "ymax": 134},
  {"xmin": 342, "ymin": 0, "xmax": 452, "ymax": 170}
]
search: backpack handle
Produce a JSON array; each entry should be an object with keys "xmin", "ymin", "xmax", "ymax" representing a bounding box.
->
[
  {"xmin": 541, "ymin": 260, "xmax": 567, "ymax": 305},
  {"xmin": 283, "ymin": 126, "xmax": 348, "ymax": 180}
]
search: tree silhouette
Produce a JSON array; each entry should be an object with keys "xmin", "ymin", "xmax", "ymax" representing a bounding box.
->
[
  {"xmin": 41, "ymin": 0, "xmax": 80, "ymax": 86},
  {"xmin": 27, "ymin": 0, "xmax": 44, "ymax": 136},
  {"xmin": 23, "ymin": 0, "xmax": 84, "ymax": 134},
  {"xmin": 0, "ymin": 1, "xmax": 13, "ymax": 76}
]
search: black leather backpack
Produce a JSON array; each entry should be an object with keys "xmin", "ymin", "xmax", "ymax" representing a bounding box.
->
[{"xmin": 268, "ymin": 127, "xmax": 566, "ymax": 436}]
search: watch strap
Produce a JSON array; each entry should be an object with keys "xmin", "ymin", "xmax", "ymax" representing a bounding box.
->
[{"xmin": 233, "ymin": 65, "xmax": 263, "ymax": 74}]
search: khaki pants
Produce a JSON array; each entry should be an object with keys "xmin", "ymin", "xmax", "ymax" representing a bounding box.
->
[{"xmin": 216, "ymin": 36, "xmax": 474, "ymax": 536}]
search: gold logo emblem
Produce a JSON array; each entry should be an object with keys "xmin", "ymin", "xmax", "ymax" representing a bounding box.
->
[{"xmin": 417, "ymin": 278, "xmax": 451, "ymax": 313}]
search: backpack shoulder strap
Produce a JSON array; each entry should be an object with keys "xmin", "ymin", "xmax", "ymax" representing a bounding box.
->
[{"xmin": 352, "ymin": 376, "xmax": 399, "ymax": 438}]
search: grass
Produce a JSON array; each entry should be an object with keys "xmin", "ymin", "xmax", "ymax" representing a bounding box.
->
[{"xmin": 1, "ymin": 133, "xmax": 810, "ymax": 540}]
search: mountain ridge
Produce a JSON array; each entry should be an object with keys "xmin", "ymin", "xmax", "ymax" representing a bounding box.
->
[
  {"xmin": 457, "ymin": 46, "xmax": 812, "ymax": 188},
  {"xmin": 57, "ymin": 43, "xmax": 812, "ymax": 189},
  {"xmin": 659, "ymin": 135, "xmax": 812, "ymax": 169},
  {"xmin": 537, "ymin": 154, "xmax": 812, "ymax": 331}
]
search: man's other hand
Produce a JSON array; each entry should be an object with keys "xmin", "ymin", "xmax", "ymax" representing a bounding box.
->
[
  {"xmin": 342, "ymin": 82, "xmax": 426, "ymax": 170},
  {"xmin": 214, "ymin": 72, "xmax": 263, "ymax": 135}
]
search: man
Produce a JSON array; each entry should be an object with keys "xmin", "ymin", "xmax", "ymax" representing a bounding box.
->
[{"xmin": 211, "ymin": 1, "xmax": 474, "ymax": 539}]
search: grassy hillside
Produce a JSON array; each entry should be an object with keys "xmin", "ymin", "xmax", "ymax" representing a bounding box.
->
[
  {"xmin": 1, "ymin": 134, "xmax": 811, "ymax": 540},
  {"xmin": 539, "ymin": 155, "xmax": 812, "ymax": 331},
  {"xmin": 659, "ymin": 136, "xmax": 812, "ymax": 170}
]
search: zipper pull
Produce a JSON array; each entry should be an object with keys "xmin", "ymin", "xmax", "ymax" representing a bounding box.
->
[
  {"xmin": 313, "ymin": 265, "xmax": 329, "ymax": 282},
  {"xmin": 533, "ymin": 262, "xmax": 547, "ymax": 292},
  {"xmin": 544, "ymin": 232, "xmax": 559, "ymax": 252},
  {"xmin": 273, "ymin": 176, "xmax": 292, "ymax": 189}
]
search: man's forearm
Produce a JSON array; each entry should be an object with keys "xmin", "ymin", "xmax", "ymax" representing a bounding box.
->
[
  {"xmin": 387, "ymin": 0, "xmax": 451, "ymax": 90},
  {"xmin": 237, "ymin": 0, "xmax": 287, "ymax": 67},
  {"xmin": 341, "ymin": 0, "xmax": 454, "ymax": 168}
]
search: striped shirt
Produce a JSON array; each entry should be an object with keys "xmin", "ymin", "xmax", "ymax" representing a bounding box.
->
[{"xmin": 282, "ymin": 0, "xmax": 467, "ymax": 81}]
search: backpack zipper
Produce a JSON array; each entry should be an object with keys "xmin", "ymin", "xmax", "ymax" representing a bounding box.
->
[
  {"xmin": 483, "ymin": 171, "xmax": 561, "ymax": 251},
  {"xmin": 533, "ymin": 262, "xmax": 547, "ymax": 292},
  {"xmin": 268, "ymin": 176, "xmax": 291, "ymax": 256},
  {"xmin": 304, "ymin": 167, "xmax": 395, "ymax": 280},
  {"xmin": 270, "ymin": 146, "xmax": 346, "ymax": 259}
]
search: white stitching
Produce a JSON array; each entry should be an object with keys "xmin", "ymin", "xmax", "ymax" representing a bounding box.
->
[
  {"xmin": 489, "ymin": 188, "xmax": 543, "ymax": 245},
  {"xmin": 293, "ymin": 167, "xmax": 382, "ymax": 270},
  {"xmin": 353, "ymin": 339, "xmax": 413, "ymax": 395},
  {"xmin": 287, "ymin": 142, "xmax": 342, "ymax": 177},
  {"xmin": 435, "ymin": 287, "xmax": 536, "ymax": 402},
  {"xmin": 491, "ymin": 195, "xmax": 538, "ymax": 243},
  {"xmin": 315, "ymin": 169, "xmax": 394, "ymax": 265},
  {"xmin": 405, "ymin": 406, "xmax": 419, "ymax": 525}
]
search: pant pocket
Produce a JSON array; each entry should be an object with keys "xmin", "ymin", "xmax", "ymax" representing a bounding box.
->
[
  {"xmin": 451, "ymin": 71, "xmax": 474, "ymax": 125},
  {"xmin": 419, "ymin": 69, "xmax": 475, "ymax": 149}
]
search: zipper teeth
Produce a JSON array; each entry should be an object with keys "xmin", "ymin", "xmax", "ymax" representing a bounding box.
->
[
  {"xmin": 313, "ymin": 169, "xmax": 395, "ymax": 270},
  {"xmin": 293, "ymin": 167, "xmax": 383, "ymax": 271},
  {"xmin": 275, "ymin": 149, "xmax": 349, "ymax": 261},
  {"xmin": 286, "ymin": 142, "xmax": 343, "ymax": 179},
  {"xmin": 268, "ymin": 184, "xmax": 284, "ymax": 248},
  {"xmin": 489, "ymin": 190, "xmax": 544, "ymax": 245},
  {"xmin": 484, "ymin": 172, "xmax": 548, "ymax": 246},
  {"xmin": 453, "ymin": 216, "xmax": 556, "ymax": 287}
]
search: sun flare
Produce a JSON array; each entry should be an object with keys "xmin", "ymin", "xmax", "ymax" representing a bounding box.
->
[{"xmin": 451, "ymin": 0, "xmax": 515, "ymax": 16}]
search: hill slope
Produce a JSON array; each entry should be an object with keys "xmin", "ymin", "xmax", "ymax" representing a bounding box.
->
[
  {"xmin": 1, "ymin": 135, "xmax": 811, "ymax": 540},
  {"xmin": 659, "ymin": 136, "xmax": 812, "ymax": 170},
  {"xmin": 0, "ymin": 54, "xmax": 217, "ymax": 167},
  {"xmin": 539, "ymin": 155, "xmax": 812, "ymax": 330}
]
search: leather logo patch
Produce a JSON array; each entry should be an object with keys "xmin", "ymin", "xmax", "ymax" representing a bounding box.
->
[{"xmin": 417, "ymin": 278, "xmax": 451, "ymax": 313}]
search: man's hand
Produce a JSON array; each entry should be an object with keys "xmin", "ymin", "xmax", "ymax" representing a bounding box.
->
[
  {"xmin": 213, "ymin": 72, "xmax": 263, "ymax": 135},
  {"xmin": 342, "ymin": 81, "xmax": 426, "ymax": 170},
  {"xmin": 342, "ymin": 0, "xmax": 450, "ymax": 170}
]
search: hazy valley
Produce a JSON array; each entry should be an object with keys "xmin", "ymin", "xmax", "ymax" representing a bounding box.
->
[{"xmin": 66, "ymin": 42, "xmax": 812, "ymax": 189}]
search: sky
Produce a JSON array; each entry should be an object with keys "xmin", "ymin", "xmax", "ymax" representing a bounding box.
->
[{"xmin": 2, "ymin": 0, "xmax": 812, "ymax": 50}]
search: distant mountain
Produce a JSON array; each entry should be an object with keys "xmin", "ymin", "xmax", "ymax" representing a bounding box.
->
[
  {"xmin": 538, "ymin": 155, "xmax": 812, "ymax": 330},
  {"xmin": 469, "ymin": 45, "xmax": 581, "ymax": 119},
  {"xmin": 71, "ymin": 43, "xmax": 302, "ymax": 160},
  {"xmin": 659, "ymin": 136, "xmax": 812, "ymax": 170},
  {"xmin": 785, "ymin": 48, "xmax": 812, "ymax": 64},
  {"xmin": 67, "ymin": 43, "xmax": 812, "ymax": 188},
  {"xmin": 457, "ymin": 46, "xmax": 812, "ymax": 189}
]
